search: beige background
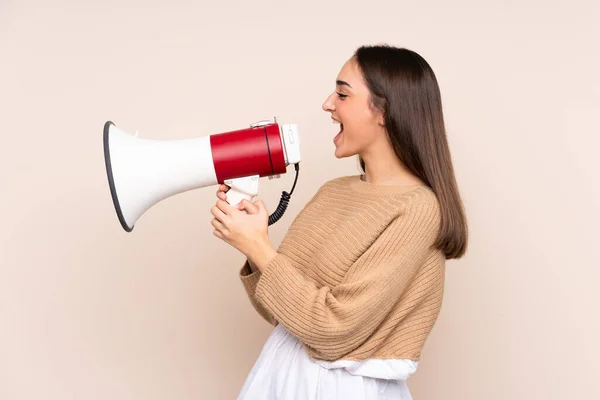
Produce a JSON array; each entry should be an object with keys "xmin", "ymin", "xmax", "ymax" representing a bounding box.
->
[{"xmin": 1, "ymin": 1, "xmax": 599, "ymax": 399}]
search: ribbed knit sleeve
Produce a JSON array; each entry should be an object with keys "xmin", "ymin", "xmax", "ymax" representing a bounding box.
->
[
  {"xmin": 238, "ymin": 260, "xmax": 277, "ymax": 326},
  {"xmin": 253, "ymin": 197, "xmax": 440, "ymax": 361},
  {"xmin": 238, "ymin": 188, "xmax": 327, "ymax": 327}
]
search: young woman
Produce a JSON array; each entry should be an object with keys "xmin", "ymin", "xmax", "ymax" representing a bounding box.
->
[{"xmin": 210, "ymin": 44, "xmax": 468, "ymax": 400}]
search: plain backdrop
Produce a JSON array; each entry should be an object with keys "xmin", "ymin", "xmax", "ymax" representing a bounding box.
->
[{"xmin": 1, "ymin": 1, "xmax": 599, "ymax": 399}]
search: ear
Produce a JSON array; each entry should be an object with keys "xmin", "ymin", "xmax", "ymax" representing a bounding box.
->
[
  {"xmin": 376, "ymin": 109, "xmax": 385, "ymax": 127},
  {"xmin": 368, "ymin": 95, "xmax": 385, "ymax": 126}
]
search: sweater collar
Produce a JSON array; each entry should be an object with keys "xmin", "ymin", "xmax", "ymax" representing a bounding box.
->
[{"xmin": 348, "ymin": 174, "xmax": 429, "ymax": 195}]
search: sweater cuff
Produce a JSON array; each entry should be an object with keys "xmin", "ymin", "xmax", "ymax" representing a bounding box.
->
[{"xmin": 239, "ymin": 260, "xmax": 262, "ymax": 296}]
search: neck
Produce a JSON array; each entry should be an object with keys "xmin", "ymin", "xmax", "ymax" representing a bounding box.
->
[{"xmin": 360, "ymin": 142, "xmax": 424, "ymax": 186}]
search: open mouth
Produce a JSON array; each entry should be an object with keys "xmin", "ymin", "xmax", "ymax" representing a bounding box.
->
[{"xmin": 333, "ymin": 120, "xmax": 343, "ymax": 143}]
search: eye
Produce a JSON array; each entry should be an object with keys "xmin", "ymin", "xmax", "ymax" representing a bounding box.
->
[{"xmin": 336, "ymin": 92, "xmax": 348, "ymax": 100}]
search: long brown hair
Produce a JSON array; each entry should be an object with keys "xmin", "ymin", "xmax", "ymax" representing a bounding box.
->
[{"xmin": 354, "ymin": 44, "xmax": 468, "ymax": 259}]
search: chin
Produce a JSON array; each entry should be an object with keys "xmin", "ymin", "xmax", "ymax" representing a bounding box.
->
[{"xmin": 334, "ymin": 146, "xmax": 356, "ymax": 159}]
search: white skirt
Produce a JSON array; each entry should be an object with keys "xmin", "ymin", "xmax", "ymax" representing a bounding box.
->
[{"xmin": 237, "ymin": 323, "xmax": 415, "ymax": 400}]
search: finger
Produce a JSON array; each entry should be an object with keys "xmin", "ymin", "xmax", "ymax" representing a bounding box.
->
[
  {"xmin": 210, "ymin": 204, "xmax": 228, "ymax": 223},
  {"xmin": 255, "ymin": 200, "xmax": 267, "ymax": 214},
  {"xmin": 211, "ymin": 217, "xmax": 225, "ymax": 231},
  {"xmin": 216, "ymin": 184, "xmax": 229, "ymax": 197},
  {"xmin": 211, "ymin": 218, "xmax": 232, "ymax": 240},
  {"xmin": 237, "ymin": 199, "xmax": 259, "ymax": 214},
  {"xmin": 216, "ymin": 199, "xmax": 236, "ymax": 215},
  {"xmin": 213, "ymin": 229, "xmax": 224, "ymax": 239}
]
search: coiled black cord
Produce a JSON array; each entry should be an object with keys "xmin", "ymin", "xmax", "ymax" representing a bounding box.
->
[{"xmin": 268, "ymin": 163, "xmax": 300, "ymax": 226}]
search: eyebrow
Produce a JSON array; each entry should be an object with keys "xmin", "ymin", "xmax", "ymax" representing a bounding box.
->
[{"xmin": 336, "ymin": 79, "xmax": 352, "ymax": 89}]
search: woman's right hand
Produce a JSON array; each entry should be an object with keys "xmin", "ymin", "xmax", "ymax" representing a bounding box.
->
[{"xmin": 216, "ymin": 184, "xmax": 261, "ymax": 273}]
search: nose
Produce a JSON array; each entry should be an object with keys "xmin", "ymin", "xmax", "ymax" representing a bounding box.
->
[{"xmin": 322, "ymin": 92, "xmax": 335, "ymax": 113}]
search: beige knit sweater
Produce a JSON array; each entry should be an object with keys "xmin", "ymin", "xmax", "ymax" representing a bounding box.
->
[{"xmin": 239, "ymin": 174, "xmax": 445, "ymax": 362}]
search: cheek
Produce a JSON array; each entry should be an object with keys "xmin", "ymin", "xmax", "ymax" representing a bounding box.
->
[
  {"xmin": 344, "ymin": 124, "xmax": 379, "ymax": 153},
  {"xmin": 343, "ymin": 125, "xmax": 376, "ymax": 151},
  {"xmin": 343, "ymin": 108, "xmax": 377, "ymax": 137}
]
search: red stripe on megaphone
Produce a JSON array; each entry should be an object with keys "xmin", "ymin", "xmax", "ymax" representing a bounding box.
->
[{"xmin": 210, "ymin": 123, "xmax": 287, "ymax": 183}]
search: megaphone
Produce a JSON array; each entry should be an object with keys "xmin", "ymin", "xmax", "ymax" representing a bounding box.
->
[{"xmin": 103, "ymin": 118, "xmax": 301, "ymax": 232}]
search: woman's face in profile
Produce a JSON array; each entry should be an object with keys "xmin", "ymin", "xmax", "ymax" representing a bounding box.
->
[{"xmin": 322, "ymin": 57, "xmax": 384, "ymax": 159}]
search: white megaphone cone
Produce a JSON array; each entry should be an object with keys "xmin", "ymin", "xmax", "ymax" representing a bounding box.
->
[{"xmin": 103, "ymin": 119, "xmax": 301, "ymax": 232}]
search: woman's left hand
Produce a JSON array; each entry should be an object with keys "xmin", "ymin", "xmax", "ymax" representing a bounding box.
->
[{"xmin": 210, "ymin": 198, "xmax": 270, "ymax": 258}]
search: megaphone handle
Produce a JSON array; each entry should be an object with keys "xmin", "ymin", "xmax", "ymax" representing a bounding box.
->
[
  {"xmin": 225, "ymin": 188, "xmax": 255, "ymax": 207},
  {"xmin": 223, "ymin": 175, "xmax": 260, "ymax": 207}
]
